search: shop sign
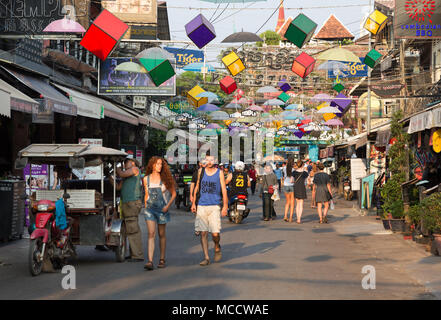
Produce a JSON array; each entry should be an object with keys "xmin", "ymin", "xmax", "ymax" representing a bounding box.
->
[
  {"xmin": 370, "ymin": 80, "xmax": 404, "ymax": 97},
  {"xmin": 133, "ymin": 96, "xmax": 147, "ymax": 109},
  {"xmin": 76, "ymin": 139, "xmax": 103, "ymax": 180},
  {"xmin": 164, "ymin": 47, "xmax": 204, "ymax": 69},
  {"xmin": 23, "ymin": 164, "xmax": 49, "ymax": 195},
  {"xmin": 328, "ymin": 58, "xmax": 368, "ymax": 78},
  {"xmin": 130, "ymin": 25, "xmax": 156, "ymax": 40},
  {"xmin": 395, "ymin": 0, "xmax": 441, "ymax": 39}
]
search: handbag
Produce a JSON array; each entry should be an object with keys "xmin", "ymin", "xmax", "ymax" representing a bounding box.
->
[{"xmin": 264, "ymin": 175, "xmax": 274, "ymax": 194}]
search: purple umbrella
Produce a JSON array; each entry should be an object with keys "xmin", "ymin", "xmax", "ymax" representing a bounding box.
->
[
  {"xmin": 311, "ymin": 93, "xmax": 333, "ymax": 103},
  {"xmin": 325, "ymin": 119, "xmax": 344, "ymax": 126},
  {"xmin": 197, "ymin": 104, "xmax": 220, "ymax": 112},
  {"xmin": 206, "ymin": 123, "xmax": 222, "ymax": 129},
  {"xmin": 247, "ymin": 105, "xmax": 264, "ymax": 112}
]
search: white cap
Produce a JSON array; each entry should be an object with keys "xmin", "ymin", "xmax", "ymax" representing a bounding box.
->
[{"xmin": 235, "ymin": 161, "xmax": 245, "ymax": 171}]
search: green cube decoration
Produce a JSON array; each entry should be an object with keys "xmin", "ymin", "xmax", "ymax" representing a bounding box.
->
[
  {"xmin": 364, "ymin": 49, "xmax": 382, "ymax": 69},
  {"xmin": 333, "ymin": 81, "xmax": 345, "ymax": 93},
  {"xmin": 278, "ymin": 92, "xmax": 290, "ymax": 103},
  {"xmin": 139, "ymin": 58, "xmax": 175, "ymax": 87},
  {"xmin": 284, "ymin": 13, "xmax": 317, "ymax": 49}
]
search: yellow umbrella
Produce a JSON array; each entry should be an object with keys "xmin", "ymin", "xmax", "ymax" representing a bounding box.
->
[
  {"xmin": 317, "ymin": 102, "xmax": 336, "ymax": 122},
  {"xmin": 316, "ymin": 47, "xmax": 361, "ymax": 63}
]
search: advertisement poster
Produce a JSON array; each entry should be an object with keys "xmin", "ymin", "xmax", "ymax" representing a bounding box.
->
[
  {"xmin": 23, "ymin": 165, "xmax": 49, "ymax": 195},
  {"xmin": 98, "ymin": 57, "xmax": 176, "ymax": 96},
  {"xmin": 327, "ymin": 58, "xmax": 368, "ymax": 78},
  {"xmin": 164, "ymin": 47, "xmax": 204, "ymax": 69},
  {"xmin": 120, "ymin": 145, "xmax": 137, "ymax": 159},
  {"xmin": 75, "ymin": 139, "xmax": 103, "ymax": 180}
]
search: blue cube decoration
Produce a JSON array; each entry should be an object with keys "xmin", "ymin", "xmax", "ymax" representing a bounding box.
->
[
  {"xmin": 185, "ymin": 14, "xmax": 216, "ymax": 49},
  {"xmin": 278, "ymin": 79, "xmax": 291, "ymax": 92}
]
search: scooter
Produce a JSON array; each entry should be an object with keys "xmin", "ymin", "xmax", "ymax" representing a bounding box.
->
[
  {"xmin": 28, "ymin": 194, "xmax": 75, "ymax": 276},
  {"xmin": 228, "ymin": 193, "xmax": 250, "ymax": 224},
  {"xmin": 174, "ymin": 171, "xmax": 185, "ymax": 209},
  {"xmin": 343, "ymin": 176, "xmax": 353, "ymax": 201}
]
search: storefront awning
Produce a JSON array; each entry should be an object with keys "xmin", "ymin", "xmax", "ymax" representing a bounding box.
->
[
  {"xmin": 149, "ymin": 117, "xmax": 168, "ymax": 132},
  {"xmin": 0, "ymin": 86, "xmax": 10, "ymax": 117},
  {"xmin": 0, "ymin": 78, "xmax": 38, "ymax": 115},
  {"xmin": 117, "ymin": 104, "xmax": 149, "ymax": 126},
  {"xmin": 99, "ymin": 98, "xmax": 138, "ymax": 126},
  {"xmin": 2, "ymin": 67, "xmax": 77, "ymax": 116},
  {"xmin": 53, "ymin": 84, "xmax": 103, "ymax": 120},
  {"xmin": 407, "ymin": 103, "xmax": 441, "ymax": 134}
]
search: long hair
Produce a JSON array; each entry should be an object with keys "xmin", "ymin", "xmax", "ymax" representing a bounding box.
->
[
  {"xmin": 145, "ymin": 157, "xmax": 175, "ymax": 193},
  {"xmin": 286, "ymin": 157, "xmax": 294, "ymax": 177}
]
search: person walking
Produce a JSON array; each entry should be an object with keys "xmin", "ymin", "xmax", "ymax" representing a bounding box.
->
[
  {"xmin": 248, "ymin": 164, "xmax": 257, "ymax": 195},
  {"xmin": 292, "ymin": 160, "xmax": 309, "ymax": 224},
  {"xmin": 309, "ymin": 163, "xmax": 318, "ymax": 208},
  {"xmin": 142, "ymin": 157, "xmax": 176, "ymax": 270},
  {"xmin": 313, "ymin": 163, "xmax": 333, "ymax": 224},
  {"xmin": 109, "ymin": 158, "xmax": 144, "ymax": 262},
  {"xmin": 274, "ymin": 164, "xmax": 283, "ymax": 193},
  {"xmin": 191, "ymin": 155, "xmax": 228, "ymax": 266},
  {"xmin": 282, "ymin": 157, "xmax": 295, "ymax": 222},
  {"xmin": 260, "ymin": 164, "xmax": 278, "ymax": 222}
]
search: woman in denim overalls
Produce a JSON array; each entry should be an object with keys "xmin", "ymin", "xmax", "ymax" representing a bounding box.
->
[{"xmin": 143, "ymin": 157, "xmax": 176, "ymax": 270}]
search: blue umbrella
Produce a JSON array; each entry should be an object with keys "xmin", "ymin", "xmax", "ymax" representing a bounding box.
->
[
  {"xmin": 197, "ymin": 104, "xmax": 220, "ymax": 112},
  {"xmin": 285, "ymin": 104, "xmax": 300, "ymax": 110},
  {"xmin": 183, "ymin": 62, "xmax": 216, "ymax": 73}
]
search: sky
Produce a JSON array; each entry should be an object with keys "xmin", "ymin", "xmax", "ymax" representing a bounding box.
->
[{"xmin": 166, "ymin": 0, "xmax": 374, "ymax": 65}]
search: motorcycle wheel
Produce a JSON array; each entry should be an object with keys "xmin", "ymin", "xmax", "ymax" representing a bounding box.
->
[
  {"xmin": 234, "ymin": 214, "xmax": 243, "ymax": 224},
  {"xmin": 114, "ymin": 229, "xmax": 126, "ymax": 263},
  {"xmin": 175, "ymin": 197, "xmax": 181, "ymax": 210},
  {"xmin": 29, "ymin": 239, "xmax": 43, "ymax": 276}
]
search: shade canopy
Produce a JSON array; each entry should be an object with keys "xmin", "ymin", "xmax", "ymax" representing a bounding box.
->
[{"xmin": 222, "ymin": 31, "xmax": 263, "ymax": 43}]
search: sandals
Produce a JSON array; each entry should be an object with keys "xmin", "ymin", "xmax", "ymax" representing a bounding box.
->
[
  {"xmin": 199, "ymin": 259, "xmax": 210, "ymax": 266},
  {"xmin": 158, "ymin": 259, "xmax": 166, "ymax": 268},
  {"xmin": 323, "ymin": 216, "xmax": 328, "ymax": 224},
  {"xmin": 283, "ymin": 218, "xmax": 289, "ymax": 222},
  {"xmin": 144, "ymin": 261, "xmax": 154, "ymax": 271},
  {"xmin": 214, "ymin": 248, "xmax": 222, "ymax": 262},
  {"xmin": 297, "ymin": 220, "xmax": 302, "ymax": 224}
]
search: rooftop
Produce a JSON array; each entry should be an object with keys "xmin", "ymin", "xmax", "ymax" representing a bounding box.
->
[{"xmin": 314, "ymin": 14, "xmax": 354, "ymax": 41}]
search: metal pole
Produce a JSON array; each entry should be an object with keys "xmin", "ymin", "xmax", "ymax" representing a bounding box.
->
[
  {"xmin": 113, "ymin": 161, "xmax": 116, "ymax": 210},
  {"xmin": 366, "ymin": 0, "xmax": 372, "ymax": 173}
]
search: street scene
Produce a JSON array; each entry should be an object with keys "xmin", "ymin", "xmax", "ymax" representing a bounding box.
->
[{"xmin": 0, "ymin": 0, "xmax": 441, "ymax": 302}]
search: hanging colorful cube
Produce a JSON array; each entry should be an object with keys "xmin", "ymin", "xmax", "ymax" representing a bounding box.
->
[
  {"xmin": 363, "ymin": 10, "xmax": 388, "ymax": 35},
  {"xmin": 80, "ymin": 9, "xmax": 129, "ymax": 61},
  {"xmin": 364, "ymin": 49, "xmax": 382, "ymax": 68},
  {"xmin": 222, "ymin": 51, "xmax": 245, "ymax": 76},
  {"xmin": 219, "ymin": 76, "xmax": 237, "ymax": 95},
  {"xmin": 278, "ymin": 92, "xmax": 291, "ymax": 104},
  {"xmin": 185, "ymin": 14, "xmax": 216, "ymax": 49},
  {"xmin": 139, "ymin": 58, "xmax": 175, "ymax": 87},
  {"xmin": 292, "ymin": 52, "xmax": 315, "ymax": 78},
  {"xmin": 278, "ymin": 79, "xmax": 291, "ymax": 92},
  {"xmin": 187, "ymin": 85, "xmax": 208, "ymax": 108},
  {"xmin": 284, "ymin": 13, "xmax": 318, "ymax": 49},
  {"xmin": 331, "ymin": 93, "xmax": 351, "ymax": 115},
  {"xmin": 333, "ymin": 80, "xmax": 345, "ymax": 93}
]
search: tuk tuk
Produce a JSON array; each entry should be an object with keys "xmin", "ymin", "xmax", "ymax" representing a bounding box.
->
[{"xmin": 15, "ymin": 144, "xmax": 129, "ymax": 276}]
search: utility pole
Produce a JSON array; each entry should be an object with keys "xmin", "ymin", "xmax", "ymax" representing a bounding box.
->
[{"xmin": 366, "ymin": 0, "xmax": 372, "ymax": 173}]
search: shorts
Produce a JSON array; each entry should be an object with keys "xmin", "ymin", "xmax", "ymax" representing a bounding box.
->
[
  {"xmin": 144, "ymin": 207, "xmax": 170, "ymax": 224},
  {"xmin": 284, "ymin": 186, "xmax": 294, "ymax": 193},
  {"xmin": 195, "ymin": 205, "xmax": 221, "ymax": 234}
]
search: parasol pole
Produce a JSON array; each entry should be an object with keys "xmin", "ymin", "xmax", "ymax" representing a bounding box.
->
[{"xmin": 366, "ymin": 0, "xmax": 372, "ymax": 173}]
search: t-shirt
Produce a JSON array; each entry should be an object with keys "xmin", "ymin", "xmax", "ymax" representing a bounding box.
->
[
  {"xmin": 274, "ymin": 168, "xmax": 283, "ymax": 180},
  {"xmin": 282, "ymin": 167, "xmax": 294, "ymax": 186},
  {"xmin": 313, "ymin": 172, "xmax": 330, "ymax": 187}
]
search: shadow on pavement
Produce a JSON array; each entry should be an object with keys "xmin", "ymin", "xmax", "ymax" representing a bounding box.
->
[
  {"xmin": 304, "ymin": 254, "xmax": 333, "ymax": 262},
  {"xmin": 148, "ymin": 283, "xmax": 237, "ymax": 300},
  {"xmin": 222, "ymin": 262, "xmax": 277, "ymax": 270},
  {"xmin": 312, "ymin": 227, "xmax": 335, "ymax": 233}
]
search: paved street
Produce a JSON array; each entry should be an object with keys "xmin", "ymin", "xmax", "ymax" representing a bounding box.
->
[{"xmin": 0, "ymin": 191, "xmax": 440, "ymax": 300}]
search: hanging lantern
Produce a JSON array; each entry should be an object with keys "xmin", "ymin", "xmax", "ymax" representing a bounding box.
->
[
  {"xmin": 284, "ymin": 13, "xmax": 318, "ymax": 49},
  {"xmin": 363, "ymin": 10, "xmax": 388, "ymax": 35},
  {"xmin": 187, "ymin": 85, "xmax": 208, "ymax": 108},
  {"xmin": 278, "ymin": 92, "xmax": 291, "ymax": 104},
  {"xmin": 222, "ymin": 51, "xmax": 245, "ymax": 76},
  {"xmin": 292, "ymin": 52, "xmax": 315, "ymax": 78},
  {"xmin": 185, "ymin": 14, "xmax": 216, "ymax": 49},
  {"xmin": 278, "ymin": 79, "xmax": 291, "ymax": 92},
  {"xmin": 364, "ymin": 49, "xmax": 382, "ymax": 68},
  {"xmin": 219, "ymin": 76, "xmax": 237, "ymax": 95},
  {"xmin": 139, "ymin": 58, "xmax": 175, "ymax": 87},
  {"xmin": 80, "ymin": 9, "xmax": 129, "ymax": 61}
]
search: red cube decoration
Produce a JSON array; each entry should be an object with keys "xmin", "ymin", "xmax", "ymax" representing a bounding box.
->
[
  {"xmin": 291, "ymin": 52, "xmax": 315, "ymax": 79},
  {"xmin": 219, "ymin": 76, "xmax": 237, "ymax": 95},
  {"xmin": 80, "ymin": 9, "xmax": 129, "ymax": 61}
]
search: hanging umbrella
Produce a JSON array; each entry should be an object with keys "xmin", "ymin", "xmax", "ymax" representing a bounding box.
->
[
  {"xmin": 247, "ymin": 105, "xmax": 264, "ymax": 112},
  {"xmin": 206, "ymin": 123, "xmax": 222, "ymax": 129},
  {"xmin": 234, "ymin": 97, "xmax": 253, "ymax": 105},
  {"xmin": 197, "ymin": 91, "xmax": 220, "ymax": 103},
  {"xmin": 115, "ymin": 61, "xmax": 148, "ymax": 73},
  {"xmin": 317, "ymin": 61, "xmax": 349, "ymax": 74},
  {"xmin": 281, "ymin": 111, "xmax": 302, "ymax": 117},
  {"xmin": 224, "ymin": 103, "xmax": 242, "ymax": 109},
  {"xmin": 197, "ymin": 104, "xmax": 220, "ymax": 112},
  {"xmin": 311, "ymin": 93, "xmax": 333, "ymax": 103},
  {"xmin": 264, "ymin": 99, "xmax": 285, "ymax": 106},
  {"xmin": 222, "ymin": 31, "xmax": 263, "ymax": 43},
  {"xmin": 43, "ymin": 18, "xmax": 86, "ymax": 33},
  {"xmin": 316, "ymin": 47, "xmax": 361, "ymax": 63},
  {"xmin": 210, "ymin": 111, "xmax": 230, "ymax": 120},
  {"xmin": 183, "ymin": 62, "xmax": 216, "ymax": 73},
  {"xmin": 285, "ymin": 104, "xmax": 300, "ymax": 110},
  {"xmin": 256, "ymin": 86, "xmax": 279, "ymax": 94},
  {"xmin": 325, "ymin": 119, "xmax": 344, "ymax": 126},
  {"xmin": 136, "ymin": 47, "xmax": 174, "ymax": 60},
  {"xmin": 199, "ymin": 129, "xmax": 219, "ymax": 136},
  {"xmin": 317, "ymin": 106, "xmax": 341, "ymax": 114}
]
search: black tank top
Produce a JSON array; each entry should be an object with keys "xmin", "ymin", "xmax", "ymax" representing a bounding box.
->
[{"xmin": 230, "ymin": 171, "xmax": 248, "ymax": 195}]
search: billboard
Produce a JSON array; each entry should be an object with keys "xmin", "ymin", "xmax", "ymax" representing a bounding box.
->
[
  {"xmin": 98, "ymin": 57, "xmax": 176, "ymax": 96},
  {"xmin": 0, "ymin": 0, "xmax": 90, "ymax": 35},
  {"xmin": 101, "ymin": 0, "xmax": 157, "ymax": 25},
  {"xmin": 164, "ymin": 47, "xmax": 204, "ymax": 69},
  {"xmin": 395, "ymin": 0, "xmax": 441, "ymax": 39},
  {"xmin": 327, "ymin": 58, "xmax": 368, "ymax": 78}
]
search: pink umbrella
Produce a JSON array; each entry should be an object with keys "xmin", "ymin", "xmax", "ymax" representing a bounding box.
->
[
  {"xmin": 43, "ymin": 18, "xmax": 86, "ymax": 33},
  {"xmin": 311, "ymin": 93, "xmax": 333, "ymax": 103},
  {"xmin": 247, "ymin": 105, "xmax": 264, "ymax": 112},
  {"xmin": 206, "ymin": 123, "xmax": 222, "ymax": 129},
  {"xmin": 325, "ymin": 119, "xmax": 344, "ymax": 126}
]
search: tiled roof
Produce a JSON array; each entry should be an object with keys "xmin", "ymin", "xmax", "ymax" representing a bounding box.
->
[{"xmin": 314, "ymin": 14, "xmax": 354, "ymax": 40}]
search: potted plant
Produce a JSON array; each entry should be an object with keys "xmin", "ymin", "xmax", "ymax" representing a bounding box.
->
[
  {"xmin": 380, "ymin": 110, "xmax": 410, "ymax": 232},
  {"xmin": 419, "ymin": 193, "xmax": 441, "ymax": 255}
]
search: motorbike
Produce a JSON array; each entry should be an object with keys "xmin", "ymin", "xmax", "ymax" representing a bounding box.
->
[
  {"xmin": 28, "ymin": 194, "xmax": 75, "ymax": 276},
  {"xmin": 228, "ymin": 193, "xmax": 250, "ymax": 224},
  {"xmin": 174, "ymin": 171, "xmax": 186, "ymax": 209},
  {"xmin": 343, "ymin": 176, "xmax": 353, "ymax": 201}
]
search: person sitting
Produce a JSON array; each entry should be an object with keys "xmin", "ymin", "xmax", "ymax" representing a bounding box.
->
[{"xmin": 225, "ymin": 161, "xmax": 251, "ymax": 204}]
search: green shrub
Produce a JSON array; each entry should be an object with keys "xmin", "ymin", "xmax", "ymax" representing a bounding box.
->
[{"xmin": 408, "ymin": 192, "xmax": 441, "ymax": 233}]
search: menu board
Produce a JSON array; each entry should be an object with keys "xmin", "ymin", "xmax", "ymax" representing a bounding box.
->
[{"xmin": 350, "ymin": 159, "xmax": 367, "ymax": 191}]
